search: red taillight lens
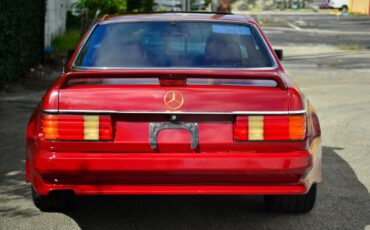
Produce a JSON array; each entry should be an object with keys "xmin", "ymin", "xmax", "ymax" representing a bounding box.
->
[
  {"xmin": 99, "ymin": 116, "xmax": 113, "ymax": 140},
  {"xmin": 289, "ymin": 115, "xmax": 306, "ymax": 140},
  {"xmin": 159, "ymin": 78, "xmax": 187, "ymax": 86},
  {"xmin": 41, "ymin": 114, "xmax": 112, "ymax": 141},
  {"xmin": 233, "ymin": 116, "xmax": 249, "ymax": 140},
  {"xmin": 233, "ymin": 115, "xmax": 306, "ymax": 141},
  {"xmin": 264, "ymin": 115, "xmax": 289, "ymax": 140}
]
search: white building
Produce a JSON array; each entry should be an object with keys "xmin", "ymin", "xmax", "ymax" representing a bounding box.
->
[{"xmin": 44, "ymin": 0, "xmax": 77, "ymax": 48}]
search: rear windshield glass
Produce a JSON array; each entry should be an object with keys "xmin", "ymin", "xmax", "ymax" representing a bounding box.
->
[{"xmin": 74, "ymin": 21, "xmax": 274, "ymax": 68}]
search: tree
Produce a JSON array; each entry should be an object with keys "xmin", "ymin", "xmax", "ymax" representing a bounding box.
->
[
  {"xmin": 77, "ymin": 0, "xmax": 154, "ymax": 14},
  {"xmin": 127, "ymin": 0, "xmax": 153, "ymax": 12},
  {"xmin": 77, "ymin": 0, "xmax": 126, "ymax": 14}
]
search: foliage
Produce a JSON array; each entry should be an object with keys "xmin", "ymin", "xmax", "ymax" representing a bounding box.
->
[
  {"xmin": 127, "ymin": 0, "xmax": 153, "ymax": 12},
  {"xmin": 77, "ymin": 0, "xmax": 127, "ymax": 14},
  {"xmin": 77, "ymin": 0, "xmax": 158, "ymax": 14},
  {"xmin": 51, "ymin": 29, "xmax": 81, "ymax": 54},
  {"xmin": 0, "ymin": 0, "xmax": 45, "ymax": 85},
  {"xmin": 67, "ymin": 11, "xmax": 81, "ymax": 29}
]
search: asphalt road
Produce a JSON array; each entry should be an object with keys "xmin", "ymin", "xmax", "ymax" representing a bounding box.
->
[
  {"xmin": 255, "ymin": 12, "xmax": 370, "ymax": 48},
  {"xmin": 1, "ymin": 13, "xmax": 370, "ymax": 230}
]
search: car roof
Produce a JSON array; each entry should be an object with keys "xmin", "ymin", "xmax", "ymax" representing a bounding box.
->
[{"xmin": 98, "ymin": 12, "xmax": 256, "ymax": 24}]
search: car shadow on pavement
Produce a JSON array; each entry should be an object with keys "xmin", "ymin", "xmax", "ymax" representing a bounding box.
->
[
  {"xmin": 0, "ymin": 97, "xmax": 41, "ymax": 220},
  {"xmin": 56, "ymin": 146, "xmax": 370, "ymax": 230}
]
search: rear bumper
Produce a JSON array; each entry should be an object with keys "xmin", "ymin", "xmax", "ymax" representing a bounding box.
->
[{"xmin": 29, "ymin": 150, "xmax": 319, "ymax": 195}]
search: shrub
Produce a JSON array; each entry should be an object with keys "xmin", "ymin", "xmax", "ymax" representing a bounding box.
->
[{"xmin": 0, "ymin": 0, "xmax": 46, "ymax": 85}]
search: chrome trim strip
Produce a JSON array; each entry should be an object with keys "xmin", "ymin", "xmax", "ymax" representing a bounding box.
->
[
  {"xmin": 42, "ymin": 109, "xmax": 306, "ymax": 115},
  {"xmin": 71, "ymin": 23, "xmax": 98, "ymax": 67},
  {"xmin": 71, "ymin": 19, "xmax": 278, "ymax": 70},
  {"xmin": 72, "ymin": 66, "xmax": 279, "ymax": 71},
  {"xmin": 98, "ymin": 18, "xmax": 252, "ymax": 25},
  {"xmin": 42, "ymin": 109, "xmax": 58, "ymax": 113}
]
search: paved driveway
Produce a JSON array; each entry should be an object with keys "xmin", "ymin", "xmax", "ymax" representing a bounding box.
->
[{"xmin": 0, "ymin": 12, "xmax": 369, "ymax": 230}]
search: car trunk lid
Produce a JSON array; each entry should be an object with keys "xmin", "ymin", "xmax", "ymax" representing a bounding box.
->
[
  {"xmin": 52, "ymin": 70, "xmax": 301, "ymax": 153},
  {"xmin": 58, "ymin": 70, "xmax": 288, "ymax": 113}
]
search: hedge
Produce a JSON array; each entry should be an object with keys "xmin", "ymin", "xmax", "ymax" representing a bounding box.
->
[{"xmin": 0, "ymin": 0, "xmax": 45, "ymax": 85}]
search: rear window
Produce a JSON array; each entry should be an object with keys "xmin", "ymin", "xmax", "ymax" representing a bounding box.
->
[{"xmin": 74, "ymin": 21, "xmax": 275, "ymax": 69}]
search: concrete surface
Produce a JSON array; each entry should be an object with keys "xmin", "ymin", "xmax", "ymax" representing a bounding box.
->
[
  {"xmin": 0, "ymin": 13, "xmax": 369, "ymax": 230},
  {"xmin": 256, "ymin": 13, "xmax": 370, "ymax": 47}
]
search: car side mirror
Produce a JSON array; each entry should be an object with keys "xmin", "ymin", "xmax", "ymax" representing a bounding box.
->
[
  {"xmin": 67, "ymin": 49, "xmax": 75, "ymax": 61},
  {"xmin": 274, "ymin": 49, "xmax": 283, "ymax": 61}
]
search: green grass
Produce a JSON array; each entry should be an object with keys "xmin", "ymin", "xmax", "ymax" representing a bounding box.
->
[{"xmin": 51, "ymin": 29, "xmax": 81, "ymax": 54}]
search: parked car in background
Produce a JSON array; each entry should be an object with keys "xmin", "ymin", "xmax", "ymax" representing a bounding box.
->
[
  {"xmin": 329, "ymin": 0, "xmax": 348, "ymax": 10},
  {"xmin": 319, "ymin": 0, "xmax": 330, "ymax": 9},
  {"xmin": 26, "ymin": 12, "xmax": 322, "ymax": 213}
]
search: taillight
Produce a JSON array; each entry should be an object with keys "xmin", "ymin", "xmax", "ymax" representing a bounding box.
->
[
  {"xmin": 289, "ymin": 115, "xmax": 306, "ymax": 140},
  {"xmin": 264, "ymin": 116, "xmax": 289, "ymax": 140},
  {"xmin": 233, "ymin": 115, "xmax": 306, "ymax": 141},
  {"xmin": 159, "ymin": 78, "xmax": 187, "ymax": 86},
  {"xmin": 233, "ymin": 116, "xmax": 248, "ymax": 140},
  {"xmin": 41, "ymin": 114, "xmax": 113, "ymax": 141}
]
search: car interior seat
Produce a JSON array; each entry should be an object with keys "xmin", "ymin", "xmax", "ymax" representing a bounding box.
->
[{"xmin": 204, "ymin": 34, "xmax": 244, "ymax": 67}]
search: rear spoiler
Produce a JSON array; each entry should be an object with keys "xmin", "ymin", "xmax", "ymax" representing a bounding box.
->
[{"xmin": 60, "ymin": 70, "xmax": 288, "ymax": 90}]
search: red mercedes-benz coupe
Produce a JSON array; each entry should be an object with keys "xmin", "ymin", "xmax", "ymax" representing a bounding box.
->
[{"xmin": 26, "ymin": 12, "xmax": 321, "ymax": 212}]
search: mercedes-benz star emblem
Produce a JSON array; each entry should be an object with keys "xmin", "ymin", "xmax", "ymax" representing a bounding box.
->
[{"xmin": 164, "ymin": 90, "xmax": 184, "ymax": 110}]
